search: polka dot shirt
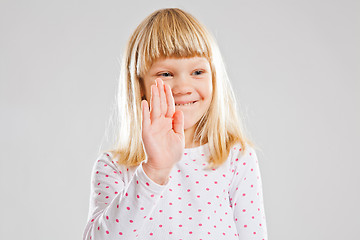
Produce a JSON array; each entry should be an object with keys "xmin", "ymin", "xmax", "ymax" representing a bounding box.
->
[{"xmin": 83, "ymin": 142, "xmax": 268, "ymax": 239}]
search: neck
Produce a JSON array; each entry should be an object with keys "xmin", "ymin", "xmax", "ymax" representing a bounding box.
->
[{"xmin": 184, "ymin": 125, "xmax": 199, "ymax": 148}]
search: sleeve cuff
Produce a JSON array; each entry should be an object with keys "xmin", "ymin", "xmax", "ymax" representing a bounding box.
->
[{"xmin": 135, "ymin": 161, "xmax": 170, "ymax": 194}]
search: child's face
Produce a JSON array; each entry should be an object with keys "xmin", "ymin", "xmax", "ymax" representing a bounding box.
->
[{"xmin": 141, "ymin": 56, "xmax": 213, "ymax": 138}]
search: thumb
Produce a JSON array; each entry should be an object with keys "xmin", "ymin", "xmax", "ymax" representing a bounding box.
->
[{"xmin": 172, "ymin": 110, "xmax": 184, "ymax": 136}]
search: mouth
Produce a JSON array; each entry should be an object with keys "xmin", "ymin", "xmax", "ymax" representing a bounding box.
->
[{"xmin": 175, "ymin": 101, "xmax": 198, "ymax": 107}]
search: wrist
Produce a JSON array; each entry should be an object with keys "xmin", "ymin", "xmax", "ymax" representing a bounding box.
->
[{"xmin": 142, "ymin": 162, "xmax": 172, "ymax": 185}]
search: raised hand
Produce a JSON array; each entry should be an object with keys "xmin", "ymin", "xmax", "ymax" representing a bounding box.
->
[{"xmin": 141, "ymin": 78, "xmax": 185, "ymax": 185}]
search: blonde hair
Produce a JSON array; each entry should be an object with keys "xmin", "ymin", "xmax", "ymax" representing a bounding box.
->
[{"xmin": 105, "ymin": 8, "xmax": 255, "ymax": 169}]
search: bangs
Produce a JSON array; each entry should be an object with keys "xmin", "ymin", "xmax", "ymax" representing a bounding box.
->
[{"xmin": 135, "ymin": 9, "xmax": 212, "ymax": 77}]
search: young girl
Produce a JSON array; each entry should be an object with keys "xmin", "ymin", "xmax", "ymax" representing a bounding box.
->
[{"xmin": 83, "ymin": 8, "xmax": 268, "ymax": 240}]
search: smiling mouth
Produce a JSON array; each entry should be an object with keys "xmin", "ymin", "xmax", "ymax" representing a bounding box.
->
[{"xmin": 175, "ymin": 101, "xmax": 197, "ymax": 107}]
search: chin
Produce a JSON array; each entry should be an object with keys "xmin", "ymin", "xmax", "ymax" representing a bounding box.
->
[{"xmin": 183, "ymin": 121, "xmax": 196, "ymax": 131}]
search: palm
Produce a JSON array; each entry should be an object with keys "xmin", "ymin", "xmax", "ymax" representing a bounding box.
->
[{"xmin": 141, "ymin": 78, "xmax": 185, "ymax": 171}]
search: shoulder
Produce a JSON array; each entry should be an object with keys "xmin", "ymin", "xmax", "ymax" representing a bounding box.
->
[
  {"xmin": 229, "ymin": 141, "xmax": 259, "ymax": 167},
  {"xmin": 230, "ymin": 141, "xmax": 256, "ymax": 156},
  {"xmin": 95, "ymin": 151, "xmax": 114, "ymax": 163},
  {"xmin": 92, "ymin": 151, "xmax": 120, "ymax": 172}
]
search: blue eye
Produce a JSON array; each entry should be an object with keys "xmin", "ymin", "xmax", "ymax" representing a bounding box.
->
[
  {"xmin": 159, "ymin": 72, "xmax": 172, "ymax": 77},
  {"xmin": 193, "ymin": 70, "xmax": 203, "ymax": 75}
]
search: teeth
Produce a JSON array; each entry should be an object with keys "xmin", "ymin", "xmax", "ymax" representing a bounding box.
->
[{"xmin": 175, "ymin": 101, "xmax": 195, "ymax": 106}]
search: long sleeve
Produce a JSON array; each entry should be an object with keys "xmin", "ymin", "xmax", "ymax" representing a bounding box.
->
[
  {"xmin": 83, "ymin": 152, "xmax": 169, "ymax": 240},
  {"xmin": 229, "ymin": 146, "xmax": 268, "ymax": 239}
]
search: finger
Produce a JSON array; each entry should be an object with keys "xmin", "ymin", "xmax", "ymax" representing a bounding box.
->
[
  {"xmin": 150, "ymin": 82, "xmax": 160, "ymax": 122},
  {"xmin": 157, "ymin": 78, "xmax": 167, "ymax": 116},
  {"xmin": 141, "ymin": 100, "xmax": 150, "ymax": 130},
  {"xmin": 164, "ymin": 83, "xmax": 175, "ymax": 118},
  {"xmin": 173, "ymin": 110, "xmax": 184, "ymax": 136}
]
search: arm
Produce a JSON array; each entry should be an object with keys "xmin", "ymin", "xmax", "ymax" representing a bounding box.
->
[
  {"xmin": 229, "ymin": 146, "xmax": 268, "ymax": 239},
  {"xmin": 83, "ymin": 153, "xmax": 168, "ymax": 240}
]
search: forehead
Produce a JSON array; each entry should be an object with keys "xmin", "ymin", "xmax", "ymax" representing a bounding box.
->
[{"xmin": 150, "ymin": 56, "xmax": 210, "ymax": 69}]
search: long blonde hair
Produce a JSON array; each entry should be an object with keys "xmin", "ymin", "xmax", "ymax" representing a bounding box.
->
[{"xmin": 105, "ymin": 8, "xmax": 255, "ymax": 169}]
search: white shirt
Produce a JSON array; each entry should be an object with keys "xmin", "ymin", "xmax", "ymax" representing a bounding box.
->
[{"xmin": 83, "ymin": 142, "xmax": 268, "ymax": 239}]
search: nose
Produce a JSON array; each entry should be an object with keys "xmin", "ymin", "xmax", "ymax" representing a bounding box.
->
[{"xmin": 170, "ymin": 74, "xmax": 193, "ymax": 95}]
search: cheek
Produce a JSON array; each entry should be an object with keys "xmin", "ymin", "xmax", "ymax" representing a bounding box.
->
[
  {"xmin": 203, "ymin": 80, "xmax": 213, "ymax": 102},
  {"xmin": 143, "ymin": 84, "xmax": 152, "ymax": 101}
]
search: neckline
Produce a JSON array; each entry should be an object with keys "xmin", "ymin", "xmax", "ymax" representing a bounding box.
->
[{"xmin": 183, "ymin": 142, "xmax": 209, "ymax": 154}]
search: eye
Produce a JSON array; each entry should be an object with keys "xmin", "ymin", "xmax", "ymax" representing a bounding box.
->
[
  {"xmin": 192, "ymin": 70, "xmax": 204, "ymax": 76},
  {"xmin": 158, "ymin": 72, "xmax": 172, "ymax": 77}
]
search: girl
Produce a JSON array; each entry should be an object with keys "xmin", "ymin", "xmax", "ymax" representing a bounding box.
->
[{"xmin": 83, "ymin": 8, "xmax": 268, "ymax": 240}]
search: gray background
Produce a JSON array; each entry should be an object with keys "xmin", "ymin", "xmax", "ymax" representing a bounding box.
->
[{"xmin": 0, "ymin": 0, "xmax": 359, "ymax": 239}]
